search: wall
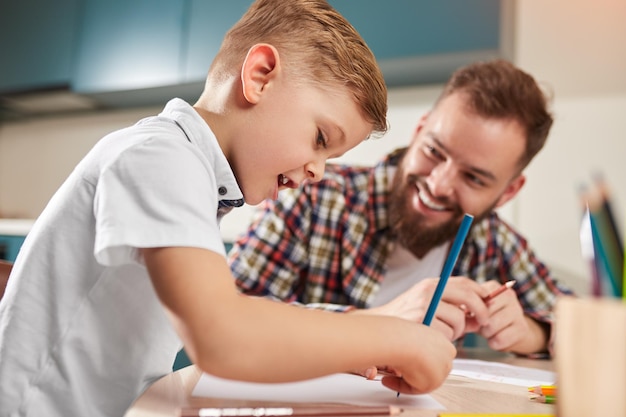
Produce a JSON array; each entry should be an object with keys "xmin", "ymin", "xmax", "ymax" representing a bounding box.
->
[
  {"xmin": 2, "ymin": 0, "xmax": 625, "ymax": 296},
  {"xmin": 511, "ymin": 0, "xmax": 626, "ymax": 295}
]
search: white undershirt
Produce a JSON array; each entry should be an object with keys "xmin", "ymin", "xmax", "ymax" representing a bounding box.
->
[{"xmin": 369, "ymin": 241, "xmax": 450, "ymax": 307}]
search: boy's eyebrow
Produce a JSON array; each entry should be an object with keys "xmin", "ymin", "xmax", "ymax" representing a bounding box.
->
[
  {"xmin": 431, "ymin": 136, "xmax": 497, "ymax": 182},
  {"xmin": 327, "ymin": 123, "xmax": 348, "ymax": 157}
]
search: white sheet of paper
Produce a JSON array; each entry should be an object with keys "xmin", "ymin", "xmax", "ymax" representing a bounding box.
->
[
  {"xmin": 451, "ymin": 358, "xmax": 556, "ymax": 386},
  {"xmin": 192, "ymin": 372, "xmax": 444, "ymax": 410}
]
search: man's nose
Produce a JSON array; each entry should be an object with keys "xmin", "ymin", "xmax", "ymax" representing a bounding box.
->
[{"xmin": 427, "ymin": 162, "xmax": 456, "ymax": 198}]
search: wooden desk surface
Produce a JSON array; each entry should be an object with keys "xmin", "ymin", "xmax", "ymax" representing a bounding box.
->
[{"xmin": 125, "ymin": 349, "xmax": 556, "ymax": 417}]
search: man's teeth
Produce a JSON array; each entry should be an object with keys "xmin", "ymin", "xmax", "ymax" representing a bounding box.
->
[
  {"xmin": 418, "ymin": 189, "xmax": 446, "ymax": 211},
  {"xmin": 280, "ymin": 174, "xmax": 288, "ymax": 185}
]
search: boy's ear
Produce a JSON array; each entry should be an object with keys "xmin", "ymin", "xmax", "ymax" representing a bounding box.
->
[
  {"xmin": 495, "ymin": 174, "xmax": 526, "ymax": 208},
  {"xmin": 241, "ymin": 43, "xmax": 279, "ymax": 104}
]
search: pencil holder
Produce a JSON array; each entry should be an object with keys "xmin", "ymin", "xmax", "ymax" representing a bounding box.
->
[{"xmin": 555, "ymin": 296, "xmax": 626, "ymax": 417}]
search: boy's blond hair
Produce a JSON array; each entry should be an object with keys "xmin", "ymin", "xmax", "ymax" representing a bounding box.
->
[{"xmin": 209, "ymin": 0, "xmax": 388, "ymax": 137}]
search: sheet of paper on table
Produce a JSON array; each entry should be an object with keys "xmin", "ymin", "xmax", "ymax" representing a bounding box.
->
[
  {"xmin": 192, "ymin": 372, "xmax": 445, "ymax": 410},
  {"xmin": 450, "ymin": 359, "xmax": 556, "ymax": 387}
]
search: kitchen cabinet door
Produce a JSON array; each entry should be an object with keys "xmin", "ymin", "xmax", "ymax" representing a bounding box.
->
[
  {"xmin": 0, "ymin": 0, "xmax": 82, "ymax": 93},
  {"xmin": 183, "ymin": 0, "xmax": 505, "ymax": 88},
  {"xmin": 73, "ymin": 0, "xmax": 186, "ymax": 93},
  {"xmin": 183, "ymin": 0, "xmax": 251, "ymax": 83},
  {"xmin": 329, "ymin": 0, "xmax": 505, "ymax": 86}
]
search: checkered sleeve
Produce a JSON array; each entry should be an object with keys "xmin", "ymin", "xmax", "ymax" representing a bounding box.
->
[{"xmin": 227, "ymin": 184, "xmax": 354, "ymax": 312}]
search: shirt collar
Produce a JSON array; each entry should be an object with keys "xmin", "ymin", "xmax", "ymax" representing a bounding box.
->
[{"xmin": 159, "ymin": 98, "xmax": 245, "ymax": 210}]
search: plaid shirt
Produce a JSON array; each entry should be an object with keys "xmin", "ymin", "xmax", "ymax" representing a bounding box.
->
[{"xmin": 229, "ymin": 148, "xmax": 573, "ymax": 331}]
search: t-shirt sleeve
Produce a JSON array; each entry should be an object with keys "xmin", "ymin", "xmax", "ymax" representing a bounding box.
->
[{"xmin": 93, "ymin": 136, "xmax": 225, "ymax": 266}]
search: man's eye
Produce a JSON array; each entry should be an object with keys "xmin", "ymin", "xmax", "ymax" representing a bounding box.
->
[
  {"xmin": 426, "ymin": 145, "xmax": 442, "ymax": 159},
  {"xmin": 316, "ymin": 131, "xmax": 328, "ymax": 149},
  {"xmin": 466, "ymin": 173, "xmax": 485, "ymax": 187}
]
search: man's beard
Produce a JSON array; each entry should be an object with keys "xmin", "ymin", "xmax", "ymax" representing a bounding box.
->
[{"xmin": 387, "ymin": 167, "xmax": 494, "ymax": 258}]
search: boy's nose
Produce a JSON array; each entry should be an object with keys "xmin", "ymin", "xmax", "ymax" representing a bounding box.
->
[{"xmin": 304, "ymin": 159, "xmax": 326, "ymax": 183}]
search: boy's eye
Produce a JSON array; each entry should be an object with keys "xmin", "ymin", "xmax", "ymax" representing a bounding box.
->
[{"xmin": 316, "ymin": 131, "xmax": 328, "ymax": 149}]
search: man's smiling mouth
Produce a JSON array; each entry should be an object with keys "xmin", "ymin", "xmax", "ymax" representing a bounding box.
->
[{"xmin": 416, "ymin": 185, "xmax": 447, "ymax": 211}]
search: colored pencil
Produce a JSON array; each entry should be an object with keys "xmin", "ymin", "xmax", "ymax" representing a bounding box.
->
[
  {"xmin": 527, "ymin": 385, "xmax": 557, "ymax": 396},
  {"xmin": 483, "ymin": 280, "xmax": 516, "ymax": 301},
  {"xmin": 179, "ymin": 405, "xmax": 402, "ymax": 417},
  {"xmin": 529, "ymin": 394, "xmax": 556, "ymax": 404},
  {"xmin": 585, "ymin": 178, "xmax": 623, "ymax": 297},
  {"xmin": 423, "ymin": 213, "xmax": 474, "ymax": 326},
  {"xmin": 399, "ymin": 214, "xmax": 473, "ymax": 398},
  {"xmin": 462, "ymin": 280, "xmax": 516, "ymax": 318}
]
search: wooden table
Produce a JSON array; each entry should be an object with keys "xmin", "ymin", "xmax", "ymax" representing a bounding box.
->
[{"xmin": 125, "ymin": 349, "xmax": 556, "ymax": 417}]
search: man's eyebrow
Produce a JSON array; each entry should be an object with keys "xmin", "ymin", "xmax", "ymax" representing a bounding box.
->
[{"xmin": 431, "ymin": 136, "xmax": 497, "ymax": 182}]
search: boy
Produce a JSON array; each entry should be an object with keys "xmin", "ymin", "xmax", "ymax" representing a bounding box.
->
[{"xmin": 0, "ymin": 1, "xmax": 455, "ymax": 416}]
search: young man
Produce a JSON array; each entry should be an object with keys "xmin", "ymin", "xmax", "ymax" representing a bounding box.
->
[
  {"xmin": 0, "ymin": 1, "xmax": 456, "ymax": 416},
  {"xmin": 229, "ymin": 59, "xmax": 575, "ymax": 358}
]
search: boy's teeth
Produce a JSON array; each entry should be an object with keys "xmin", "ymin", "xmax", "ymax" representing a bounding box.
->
[{"xmin": 280, "ymin": 174, "xmax": 288, "ymax": 185}]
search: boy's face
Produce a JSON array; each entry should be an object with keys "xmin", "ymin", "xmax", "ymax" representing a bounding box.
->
[
  {"xmin": 232, "ymin": 81, "xmax": 372, "ymax": 205},
  {"xmin": 389, "ymin": 92, "xmax": 527, "ymax": 254}
]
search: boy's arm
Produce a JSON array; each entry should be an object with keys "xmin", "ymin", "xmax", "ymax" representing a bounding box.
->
[{"xmin": 142, "ymin": 246, "xmax": 456, "ymax": 394}]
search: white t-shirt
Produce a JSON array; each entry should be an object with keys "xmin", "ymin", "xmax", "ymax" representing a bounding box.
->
[
  {"xmin": 369, "ymin": 242, "xmax": 450, "ymax": 307},
  {"xmin": 0, "ymin": 98, "xmax": 243, "ymax": 417}
]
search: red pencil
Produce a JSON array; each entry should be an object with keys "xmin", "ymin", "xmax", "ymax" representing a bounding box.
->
[
  {"xmin": 462, "ymin": 280, "xmax": 516, "ymax": 318},
  {"xmin": 483, "ymin": 280, "xmax": 516, "ymax": 301}
]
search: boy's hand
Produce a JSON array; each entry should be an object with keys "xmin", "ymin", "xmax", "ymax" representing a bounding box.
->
[
  {"xmin": 349, "ymin": 365, "xmax": 401, "ymax": 380},
  {"xmin": 350, "ymin": 324, "xmax": 455, "ymax": 395},
  {"xmin": 383, "ymin": 325, "xmax": 456, "ymax": 395}
]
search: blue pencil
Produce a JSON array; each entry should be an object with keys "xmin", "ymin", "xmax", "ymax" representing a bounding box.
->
[{"xmin": 422, "ymin": 213, "xmax": 474, "ymax": 326}]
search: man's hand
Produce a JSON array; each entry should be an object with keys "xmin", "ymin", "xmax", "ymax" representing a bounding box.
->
[
  {"xmin": 477, "ymin": 280, "xmax": 548, "ymax": 354},
  {"xmin": 353, "ymin": 277, "xmax": 490, "ymax": 341}
]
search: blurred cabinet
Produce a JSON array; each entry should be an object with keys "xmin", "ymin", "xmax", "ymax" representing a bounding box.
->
[
  {"xmin": 0, "ymin": 235, "xmax": 26, "ymax": 262},
  {"xmin": 72, "ymin": 0, "xmax": 186, "ymax": 93},
  {"xmin": 1, "ymin": 0, "xmax": 506, "ymax": 104},
  {"xmin": 0, "ymin": 0, "xmax": 82, "ymax": 93},
  {"xmin": 183, "ymin": 0, "xmax": 251, "ymax": 82},
  {"xmin": 0, "ymin": 220, "xmax": 33, "ymax": 262},
  {"xmin": 184, "ymin": 0, "xmax": 504, "ymax": 87},
  {"xmin": 330, "ymin": 0, "xmax": 504, "ymax": 86}
]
